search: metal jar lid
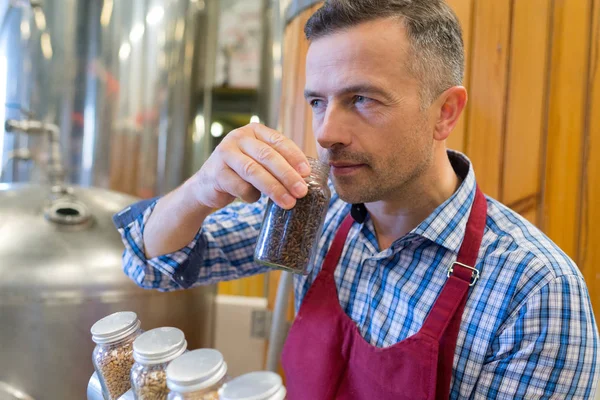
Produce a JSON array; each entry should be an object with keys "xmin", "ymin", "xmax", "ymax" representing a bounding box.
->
[
  {"xmin": 90, "ymin": 311, "xmax": 140, "ymax": 344},
  {"xmin": 218, "ymin": 371, "xmax": 286, "ymax": 400},
  {"xmin": 166, "ymin": 349, "xmax": 228, "ymax": 393},
  {"xmin": 133, "ymin": 327, "xmax": 187, "ymax": 365}
]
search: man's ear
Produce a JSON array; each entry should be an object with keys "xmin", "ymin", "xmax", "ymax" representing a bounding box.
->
[{"xmin": 433, "ymin": 86, "xmax": 468, "ymax": 141}]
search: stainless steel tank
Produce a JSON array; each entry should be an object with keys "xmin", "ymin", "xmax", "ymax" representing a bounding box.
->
[
  {"xmin": 0, "ymin": 2, "xmax": 218, "ymax": 398},
  {"xmin": 0, "ymin": 0, "xmax": 213, "ymax": 195},
  {"xmin": 0, "ymin": 181, "xmax": 215, "ymax": 400},
  {"xmin": 0, "ymin": 1, "xmax": 283, "ymax": 398}
]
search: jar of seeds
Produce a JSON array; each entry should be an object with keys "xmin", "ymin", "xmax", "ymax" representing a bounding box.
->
[
  {"xmin": 254, "ymin": 157, "xmax": 331, "ymax": 274},
  {"xmin": 166, "ymin": 349, "xmax": 229, "ymax": 400},
  {"xmin": 91, "ymin": 311, "xmax": 143, "ymax": 400},
  {"xmin": 131, "ymin": 327, "xmax": 188, "ymax": 400},
  {"xmin": 218, "ymin": 371, "xmax": 286, "ymax": 400}
]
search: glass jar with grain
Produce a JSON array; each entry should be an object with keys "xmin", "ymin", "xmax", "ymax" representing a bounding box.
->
[
  {"xmin": 131, "ymin": 327, "xmax": 188, "ymax": 400},
  {"xmin": 254, "ymin": 157, "xmax": 331, "ymax": 274},
  {"xmin": 91, "ymin": 311, "xmax": 143, "ymax": 400}
]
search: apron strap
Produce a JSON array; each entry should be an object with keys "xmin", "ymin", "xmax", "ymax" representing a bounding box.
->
[
  {"xmin": 421, "ymin": 188, "xmax": 487, "ymax": 340},
  {"xmin": 420, "ymin": 187, "xmax": 487, "ymax": 340},
  {"xmin": 455, "ymin": 187, "xmax": 488, "ymax": 268},
  {"xmin": 321, "ymin": 214, "xmax": 355, "ymax": 275},
  {"xmin": 420, "ymin": 187, "xmax": 487, "ymax": 400}
]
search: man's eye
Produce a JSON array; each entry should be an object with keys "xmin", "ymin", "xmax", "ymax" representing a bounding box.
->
[
  {"xmin": 354, "ymin": 95, "xmax": 368, "ymax": 104},
  {"xmin": 310, "ymin": 99, "xmax": 323, "ymax": 108}
]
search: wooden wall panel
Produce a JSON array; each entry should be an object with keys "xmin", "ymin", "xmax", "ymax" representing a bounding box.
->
[
  {"xmin": 465, "ymin": 0, "xmax": 512, "ymax": 198},
  {"xmin": 521, "ymin": 208, "xmax": 539, "ymax": 226},
  {"xmin": 303, "ymin": 103, "xmax": 318, "ymax": 158},
  {"xmin": 502, "ymin": 0, "xmax": 551, "ymax": 208},
  {"xmin": 291, "ymin": 12, "xmax": 311, "ymax": 150},
  {"xmin": 580, "ymin": 0, "xmax": 600, "ymax": 316},
  {"xmin": 541, "ymin": 0, "xmax": 592, "ymax": 259},
  {"xmin": 446, "ymin": 0, "xmax": 474, "ymax": 153},
  {"xmin": 280, "ymin": 17, "xmax": 304, "ymax": 144},
  {"xmin": 297, "ymin": 4, "xmax": 323, "ymax": 159},
  {"xmin": 218, "ymin": 275, "xmax": 266, "ymax": 297}
]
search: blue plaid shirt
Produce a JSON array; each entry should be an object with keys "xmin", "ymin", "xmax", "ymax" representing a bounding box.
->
[{"xmin": 114, "ymin": 151, "xmax": 599, "ymax": 399}]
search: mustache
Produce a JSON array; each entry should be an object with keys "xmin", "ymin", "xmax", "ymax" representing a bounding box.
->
[{"xmin": 320, "ymin": 150, "xmax": 372, "ymax": 165}]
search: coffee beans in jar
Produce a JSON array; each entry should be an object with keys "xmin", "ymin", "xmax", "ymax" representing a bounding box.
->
[
  {"xmin": 254, "ymin": 157, "xmax": 331, "ymax": 274},
  {"xmin": 91, "ymin": 311, "xmax": 143, "ymax": 400},
  {"xmin": 166, "ymin": 349, "xmax": 229, "ymax": 400},
  {"xmin": 131, "ymin": 327, "xmax": 188, "ymax": 400}
]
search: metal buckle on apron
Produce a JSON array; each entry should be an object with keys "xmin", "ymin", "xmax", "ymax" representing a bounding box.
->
[{"xmin": 447, "ymin": 262, "xmax": 480, "ymax": 286}]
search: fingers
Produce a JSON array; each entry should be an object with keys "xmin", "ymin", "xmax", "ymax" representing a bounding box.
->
[
  {"xmin": 214, "ymin": 167, "xmax": 262, "ymax": 204},
  {"xmin": 225, "ymin": 153, "xmax": 298, "ymax": 209},
  {"xmin": 237, "ymin": 135, "xmax": 308, "ymax": 199},
  {"xmin": 249, "ymin": 123, "xmax": 311, "ymax": 177},
  {"xmin": 206, "ymin": 123, "xmax": 311, "ymax": 209}
]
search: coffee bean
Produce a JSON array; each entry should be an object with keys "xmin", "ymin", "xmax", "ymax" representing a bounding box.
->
[{"xmin": 255, "ymin": 159, "xmax": 330, "ymax": 275}]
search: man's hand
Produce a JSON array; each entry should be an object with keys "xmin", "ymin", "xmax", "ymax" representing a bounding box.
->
[
  {"xmin": 190, "ymin": 123, "xmax": 311, "ymax": 210},
  {"xmin": 142, "ymin": 123, "xmax": 311, "ymax": 259}
]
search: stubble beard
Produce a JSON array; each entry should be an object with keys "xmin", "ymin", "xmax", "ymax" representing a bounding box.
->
[
  {"xmin": 332, "ymin": 151, "xmax": 432, "ymax": 205},
  {"xmin": 328, "ymin": 124, "xmax": 433, "ymax": 205}
]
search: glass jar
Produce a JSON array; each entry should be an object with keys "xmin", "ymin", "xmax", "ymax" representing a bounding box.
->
[
  {"xmin": 166, "ymin": 349, "xmax": 229, "ymax": 400},
  {"xmin": 131, "ymin": 327, "xmax": 188, "ymax": 400},
  {"xmin": 91, "ymin": 311, "xmax": 143, "ymax": 400},
  {"xmin": 218, "ymin": 371, "xmax": 286, "ymax": 400},
  {"xmin": 254, "ymin": 157, "xmax": 331, "ymax": 274}
]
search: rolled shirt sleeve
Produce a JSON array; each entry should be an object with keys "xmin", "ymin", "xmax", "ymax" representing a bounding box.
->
[{"xmin": 113, "ymin": 197, "xmax": 270, "ymax": 291}]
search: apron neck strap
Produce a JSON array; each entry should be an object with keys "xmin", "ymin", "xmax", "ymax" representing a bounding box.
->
[
  {"xmin": 455, "ymin": 187, "xmax": 487, "ymax": 269},
  {"xmin": 420, "ymin": 185, "xmax": 487, "ymax": 340},
  {"xmin": 321, "ymin": 214, "xmax": 354, "ymax": 275}
]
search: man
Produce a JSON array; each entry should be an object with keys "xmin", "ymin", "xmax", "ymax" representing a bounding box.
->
[{"xmin": 114, "ymin": 0, "xmax": 599, "ymax": 398}]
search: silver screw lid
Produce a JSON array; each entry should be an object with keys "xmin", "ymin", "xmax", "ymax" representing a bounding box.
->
[
  {"xmin": 90, "ymin": 311, "xmax": 140, "ymax": 344},
  {"xmin": 166, "ymin": 349, "xmax": 227, "ymax": 393},
  {"xmin": 218, "ymin": 371, "xmax": 286, "ymax": 400},
  {"xmin": 133, "ymin": 327, "xmax": 187, "ymax": 365}
]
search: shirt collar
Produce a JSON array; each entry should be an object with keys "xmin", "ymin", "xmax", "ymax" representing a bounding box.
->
[
  {"xmin": 351, "ymin": 150, "xmax": 478, "ymax": 254},
  {"xmin": 411, "ymin": 150, "xmax": 477, "ymax": 254}
]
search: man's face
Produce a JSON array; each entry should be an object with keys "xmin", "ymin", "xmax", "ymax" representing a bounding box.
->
[{"xmin": 305, "ymin": 18, "xmax": 437, "ymax": 204}]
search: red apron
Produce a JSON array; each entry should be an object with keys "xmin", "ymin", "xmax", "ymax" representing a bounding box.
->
[{"xmin": 281, "ymin": 187, "xmax": 487, "ymax": 400}]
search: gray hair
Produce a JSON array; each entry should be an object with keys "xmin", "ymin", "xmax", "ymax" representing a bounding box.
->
[{"xmin": 304, "ymin": 0, "xmax": 465, "ymax": 105}]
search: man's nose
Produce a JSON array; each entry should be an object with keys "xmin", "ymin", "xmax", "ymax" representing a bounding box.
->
[{"xmin": 315, "ymin": 104, "xmax": 352, "ymax": 150}]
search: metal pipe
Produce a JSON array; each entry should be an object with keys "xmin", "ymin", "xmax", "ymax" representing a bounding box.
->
[
  {"xmin": 5, "ymin": 119, "xmax": 65, "ymax": 187},
  {"xmin": 44, "ymin": 122, "xmax": 65, "ymax": 187},
  {"xmin": 266, "ymin": 271, "xmax": 293, "ymax": 372},
  {"xmin": 0, "ymin": 148, "xmax": 32, "ymax": 181}
]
